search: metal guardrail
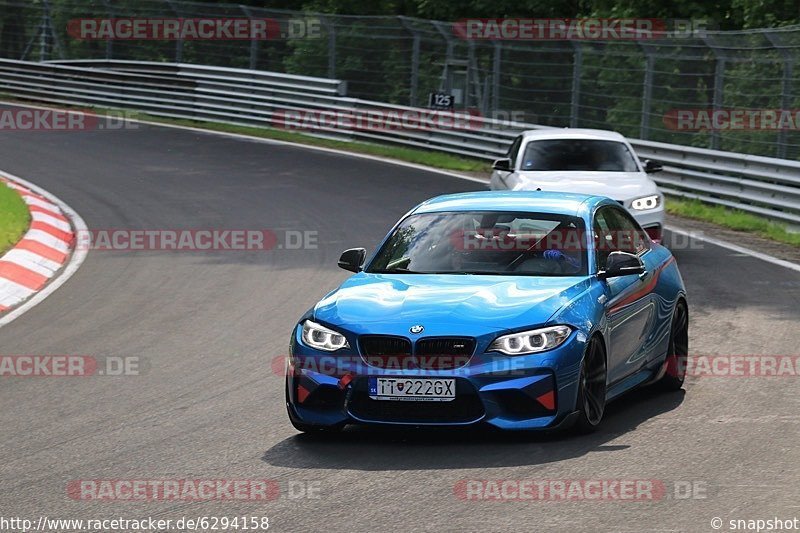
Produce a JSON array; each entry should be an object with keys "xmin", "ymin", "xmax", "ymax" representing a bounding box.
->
[{"xmin": 1, "ymin": 59, "xmax": 798, "ymax": 225}]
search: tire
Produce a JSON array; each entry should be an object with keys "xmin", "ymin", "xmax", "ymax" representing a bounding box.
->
[
  {"xmin": 657, "ymin": 301, "xmax": 689, "ymax": 391},
  {"xmin": 574, "ymin": 336, "xmax": 607, "ymax": 433}
]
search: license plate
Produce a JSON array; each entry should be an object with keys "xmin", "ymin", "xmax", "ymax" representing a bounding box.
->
[{"xmin": 368, "ymin": 377, "xmax": 456, "ymax": 402}]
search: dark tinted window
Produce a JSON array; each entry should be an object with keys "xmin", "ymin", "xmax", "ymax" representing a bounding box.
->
[
  {"xmin": 593, "ymin": 206, "xmax": 649, "ymax": 269},
  {"xmin": 368, "ymin": 211, "xmax": 588, "ymax": 277},
  {"xmin": 521, "ymin": 139, "xmax": 640, "ymax": 172}
]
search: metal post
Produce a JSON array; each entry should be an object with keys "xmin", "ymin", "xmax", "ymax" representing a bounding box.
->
[
  {"xmin": 492, "ymin": 41, "xmax": 501, "ymax": 115},
  {"xmin": 640, "ymin": 45, "xmax": 655, "ymax": 140},
  {"xmin": 765, "ymin": 31, "xmax": 793, "ymax": 159},
  {"xmin": 240, "ymin": 5, "xmax": 259, "ymax": 69},
  {"xmin": 570, "ymin": 42, "xmax": 582, "ymax": 128},
  {"xmin": 39, "ymin": 2, "xmax": 50, "ymax": 62},
  {"xmin": 398, "ymin": 17, "xmax": 420, "ymax": 107},
  {"xmin": 39, "ymin": 22, "xmax": 47, "ymax": 62},
  {"xmin": 710, "ymin": 58, "xmax": 725, "ymax": 150},
  {"xmin": 165, "ymin": 0, "xmax": 183, "ymax": 62},
  {"xmin": 778, "ymin": 60, "xmax": 793, "ymax": 159},
  {"xmin": 101, "ymin": 0, "xmax": 114, "ymax": 59},
  {"xmin": 320, "ymin": 16, "xmax": 336, "ymax": 78},
  {"xmin": 467, "ymin": 41, "xmax": 477, "ymax": 110},
  {"xmin": 702, "ymin": 36, "xmax": 726, "ymax": 150},
  {"xmin": 432, "ymin": 21, "xmax": 455, "ymax": 92}
]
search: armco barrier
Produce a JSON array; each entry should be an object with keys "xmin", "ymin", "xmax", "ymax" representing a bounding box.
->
[{"xmin": 0, "ymin": 58, "xmax": 798, "ymax": 225}]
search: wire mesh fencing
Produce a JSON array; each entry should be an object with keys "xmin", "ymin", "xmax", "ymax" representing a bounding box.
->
[{"xmin": 2, "ymin": 0, "xmax": 800, "ymax": 159}]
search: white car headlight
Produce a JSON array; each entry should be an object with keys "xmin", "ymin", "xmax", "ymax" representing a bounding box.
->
[
  {"xmin": 301, "ymin": 320, "xmax": 349, "ymax": 351},
  {"xmin": 488, "ymin": 325, "xmax": 572, "ymax": 355},
  {"xmin": 631, "ymin": 194, "xmax": 661, "ymax": 210}
]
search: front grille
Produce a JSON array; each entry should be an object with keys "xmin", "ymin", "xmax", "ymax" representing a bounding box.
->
[
  {"xmin": 360, "ymin": 335, "xmax": 412, "ymax": 355},
  {"xmin": 347, "ymin": 379, "xmax": 485, "ymax": 424},
  {"xmin": 360, "ymin": 335, "xmax": 413, "ymax": 369},
  {"xmin": 415, "ymin": 337, "xmax": 475, "ymax": 369}
]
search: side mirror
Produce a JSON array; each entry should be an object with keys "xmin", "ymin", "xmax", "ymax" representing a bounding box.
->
[
  {"xmin": 598, "ymin": 251, "xmax": 645, "ymax": 280},
  {"xmin": 492, "ymin": 158, "xmax": 513, "ymax": 172},
  {"xmin": 643, "ymin": 159, "xmax": 663, "ymax": 174},
  {"xmin": 338, "ymin": 248, "xmax": 366, "ymax": 273}
]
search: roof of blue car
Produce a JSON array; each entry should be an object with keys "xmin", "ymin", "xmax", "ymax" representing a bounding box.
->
[{"xmin": 412, "ymin": 191, "xmax": 607, "ymax": 217}]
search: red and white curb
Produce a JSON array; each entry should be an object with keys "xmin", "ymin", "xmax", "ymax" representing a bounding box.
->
[{"xmin": 0, "ymin": 171, "xmax": 88, "ymax": 327}]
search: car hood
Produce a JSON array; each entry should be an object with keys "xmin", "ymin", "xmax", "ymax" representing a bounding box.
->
[
  {"xmin": 313, "ymin": 273, "xmax": 590, "ymax": 335},
  {"xmin": 511, "ymin": 171, "xmax": 658, "ymax": 201}
]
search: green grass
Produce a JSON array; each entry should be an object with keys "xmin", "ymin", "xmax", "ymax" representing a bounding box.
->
[
  {"xmin": 666, "ymin": 197, "xmax": 800, "ymax": 247},
  {"xmin": 0, "ymin": 183, "xmax": 30, "ymax": 255}
]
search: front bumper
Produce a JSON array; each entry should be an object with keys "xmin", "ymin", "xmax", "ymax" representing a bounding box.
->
[{"xmin": 286, "ymin": 328, "xmax": 588, "ymax": 431}]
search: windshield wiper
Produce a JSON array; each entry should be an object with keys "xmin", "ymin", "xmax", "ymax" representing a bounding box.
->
[{"xmin": 370, "ymin": 268, "xmax": 424, "ymax": 274}]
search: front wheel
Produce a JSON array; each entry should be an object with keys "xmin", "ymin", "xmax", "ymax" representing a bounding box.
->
[
  {"xmin": 658, "ymin": 302, "xmax": 689, "ymax": 391},
  {"xmin": 574, "ymin": 336, "xmax": 607, "ymax": 433}
]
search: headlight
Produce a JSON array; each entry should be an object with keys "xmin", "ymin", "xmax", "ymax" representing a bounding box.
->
[
  {"xmin": 488, "ymin": 325, "xmax": 572, "ymax": 355},
  {"xmin": 301, "ymin": 320, "xmax": 349, "ymax": 351},
  {"xmin": 631, "ymin": 194, "xmax": 661, "ymax": 210}
]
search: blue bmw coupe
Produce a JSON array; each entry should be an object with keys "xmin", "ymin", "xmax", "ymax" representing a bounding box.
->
[{"xmin": 286, "ymin": 191, "xmax": 688, "ymax": 433}]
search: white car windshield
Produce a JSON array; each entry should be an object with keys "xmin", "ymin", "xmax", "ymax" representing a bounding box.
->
[{"xmin": 521, "ymin": 139, "xmax": 640, "ymax": 172}]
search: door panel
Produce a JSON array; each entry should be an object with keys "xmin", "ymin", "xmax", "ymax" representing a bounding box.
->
[{"xmin": 594, "ymin": 206, "xmax": 654, "ymax": 384}]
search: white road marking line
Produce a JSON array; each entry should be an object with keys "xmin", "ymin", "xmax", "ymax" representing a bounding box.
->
[{"xmin": 667, "ymin": 225, "xmax": 800, "ymax": 274}]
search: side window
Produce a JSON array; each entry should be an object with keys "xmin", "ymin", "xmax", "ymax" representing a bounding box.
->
[
  {"xmin": 507, "ymin": 136, "xmax": 522, "ymax": 169},
  {"xmin": 606, "ymin": 208, "xmax": 649, "ymax": 255},
  {"xmin": 593, "ymin": 207, "xmax": 615, "ymax": 269},
  {"xmin": 593, "ymin": 206, "xmax": 649, "ymax": 270}
]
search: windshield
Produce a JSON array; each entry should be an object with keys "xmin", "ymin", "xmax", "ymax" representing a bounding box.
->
[
  {"xmin": 367, "ymin": 211, "xmax": 588, "ymax": 276},
  {"xmin": 520, "ymin": 139, "xmax": 640, "ymax": 172}
]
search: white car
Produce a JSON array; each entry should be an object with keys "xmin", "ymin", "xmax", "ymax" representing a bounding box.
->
[{"xmin": 489, "ymin": 129, "xmax": 665, "ymax": 242}]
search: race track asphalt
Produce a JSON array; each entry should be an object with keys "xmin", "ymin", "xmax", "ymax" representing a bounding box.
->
[{"xmin": 1, "ymin": 106, "xmax": 798, "ymax": 532}]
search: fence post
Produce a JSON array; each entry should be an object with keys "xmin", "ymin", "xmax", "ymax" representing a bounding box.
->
[
  {"xmin": 492, "ymin": 41, "xmax": 501, "ymax": 115},
  {"xmin": 165, "ymin": 0, "xmax": 183, "ymax": 62},
  {"xmin": 639, "ymin": 44, "xmax": 655, "ymax": 140},
  {"xmin": 702, "ymin": 36, "xmax": 727, "ymax": 150},
  {"xmin": 765, "ymin": 31, "xmax": 793, "ymax": 159},
  {"xmin": 570, "ymin": 42, "xmax": 582, "ymax": 128},
  {"xmin": 432, "ymin": 21, "xmax": 455, "ymax": 93},
  {"xmin": 319, "ymin": 16, "xmax": 336, "ymax": 78},
  {"xmin": 101, "ymin": 0, "xmax": 114, "ymax": 59},
  {"xmin": 398, "ymin": 17, "xmax": 420, "ymax": 107},
  {"xmin": 240, "ymin": 5, "xmax": 259, "ymax": 69}
]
